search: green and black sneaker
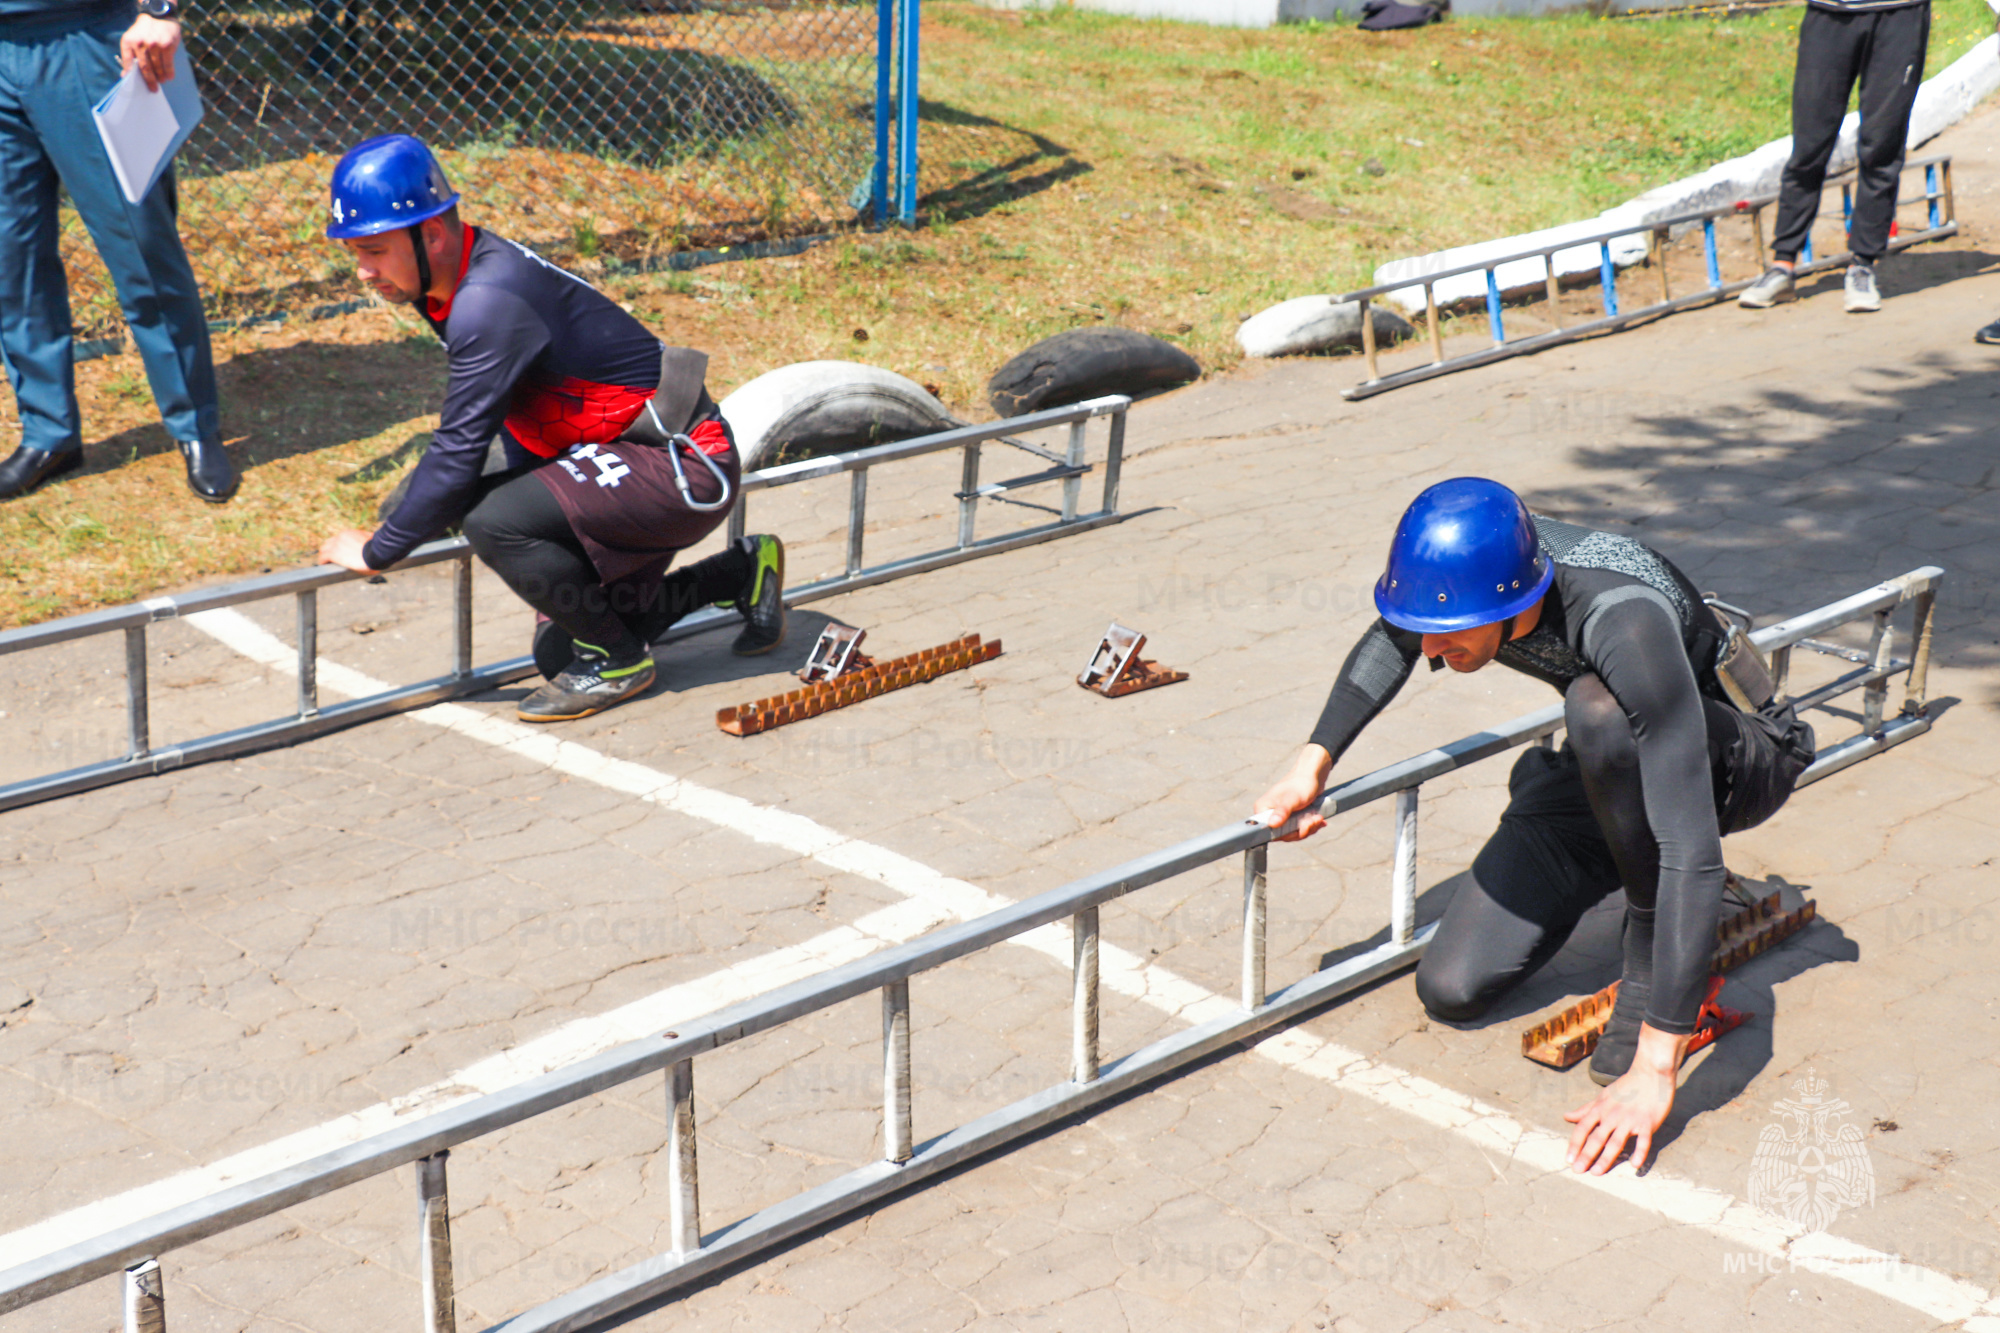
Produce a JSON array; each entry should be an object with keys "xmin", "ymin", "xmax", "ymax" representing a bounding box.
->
[
  {"xmin": 732, "ymin": 534, "xmax": 786, "ymax": 656},
  {"xmin": 517, "ymin": 640, "xmax": 656, "ymax": 722}
]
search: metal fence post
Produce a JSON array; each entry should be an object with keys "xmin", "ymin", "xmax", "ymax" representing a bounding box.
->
[
  {"xmin": 1770, "ymin": 644, "xmax": 1792, "ymax": 702},
  {"xmin": 1099, "ymin": 407, "xmax": 1125, "ymax": 516},
  {"xmin": 123, "ymin": 1259, "xmax": 164, "ymax": 1333},
  {"xmin": 1703, "ymin": 219, "xmax": 1721, "ymax": 291},
  {"xmin": 1061, "ymin": 420, "xmax": 1086, "ymax": 523},
  {"xmin": 124, "ymin": 626, "xmax": 149, "ymax": 760},
  {"xmin": 847, "ymin": 468, "xmax": 869, "ymax": 576},
  {"xmin": 882, "ymin": 980, "xmax": 914, "ymax": 1163},
  {"xmin": 1540, "ymin": 260, "xmax": 1560, "ymax": 333},
  {"xmin": 416, "ymin": 1152, "xmax": 456, "ymax": 1333},
  {"xmin": 895, "ymin": 0, "xmax": 920, "ymax": 226},
  {"xmin": 873, "ymin": 0, "xmax": 895, "ymax": 226},
  {"xmin": 667, "ymin": 1059, "xmax": 700, "ymax": 1256},
  {"xmin": 1241, "ymin": 844, "xmax": 1267, "ymax": 1011},
  {"xmin": 1427, "ymin": 281, "xmax": 1448, "ymax": 358},
  {"xmin": 1072, "ymin": 908, "xmax": 1099, "ymax": 1083},
  {"xmin": 727, "ymin": 497, "xmax": 748, "ymax": 545},
  {"xmin": 296, "ymin": 589, "xmax": 318, "ymax": 719},
  {"xmin": 452, "ymin": 555, "xmax": 473, "ymax": 679},
  {"xmin": 1391, "ymin": 787, "xmax": 1419, "ymax": 946},
  {"xmin": 1598, "ymin": 242, "xmax": 1619, "ymax": 319}
]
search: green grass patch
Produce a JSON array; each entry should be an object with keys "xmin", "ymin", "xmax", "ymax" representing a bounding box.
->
[{"xmin": 3, "ymin": 0, "xmax": 1992, "ymax": 628}]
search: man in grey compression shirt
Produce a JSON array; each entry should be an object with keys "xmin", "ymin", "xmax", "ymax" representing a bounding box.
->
[{"xmin": 1255, "ymin": 479, "xmax": 1813, "ymax": 1174}]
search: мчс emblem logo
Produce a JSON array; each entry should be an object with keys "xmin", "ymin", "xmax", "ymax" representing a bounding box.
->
[{"xmin": 1748, "ymin": 1067, "xmax": 1876, "ymax": 1233}]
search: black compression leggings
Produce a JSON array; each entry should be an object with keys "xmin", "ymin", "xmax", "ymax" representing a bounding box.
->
[
  {"xmin": 460, "ymin": 468, "xmax": 748, "ymax": 656},
  {"xmin": 1414, "ymin": 675, "xmax": 1803, "ymax": 1033}
]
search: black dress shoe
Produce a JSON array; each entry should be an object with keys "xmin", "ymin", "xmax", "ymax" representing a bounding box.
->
[
  {"xmin": 179, "ymin": 438, "xmax": 240, "ymax": 503},
  {"xmin": 0, "ymin": 443, "xmax": 82, "ymax": 500}
]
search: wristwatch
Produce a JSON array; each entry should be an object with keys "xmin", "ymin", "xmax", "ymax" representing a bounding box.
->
[{"xmin": 137, "ymin": 0, "xmax": 180, "ymax": 18}]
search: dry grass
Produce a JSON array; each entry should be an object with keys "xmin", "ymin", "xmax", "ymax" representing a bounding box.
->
[{"xmin": 2, "ymin": 0, "xmax": 1992, "ymax": 628}]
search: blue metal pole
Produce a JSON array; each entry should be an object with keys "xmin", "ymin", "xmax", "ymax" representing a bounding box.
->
[
  {"xmin": 1484, "ymin": 269, "xmax": 1504, "ymax": 345},
  {"xmin": 1702, "ymin": 219, "xmax": 1720, "ymax": 291},
  {"xmin": 1801, "ymin": 233, "xmax": 1814, "ymax": 265},
  {"xmin": 873, "ymin": 0, "xmax": 893, "ymax": 226},
  {"xmin": 896, "ymin": 0, "xmax": 920, "ymax": 225},
  {"xmin": 1927, "ymin": 164, "xmax": 1940, "ymax": 229},
  {"xmin": 1599, "ymin": 242, "xmax": 1618, "ymax": 318}
]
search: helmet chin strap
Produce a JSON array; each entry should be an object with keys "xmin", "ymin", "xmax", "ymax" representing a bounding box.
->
[
  {"xmin": 1499, "ymin": 613, "xmax": 1519, "ymax": 643},
  {"xmin": 409, "ymin": 223, "xmax": 433, "ymax": 304}
]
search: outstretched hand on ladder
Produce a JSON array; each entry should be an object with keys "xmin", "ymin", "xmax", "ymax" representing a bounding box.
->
[{"xmin": 1254, "ymin": 744, "xmax": 1334, "ymax": 842}]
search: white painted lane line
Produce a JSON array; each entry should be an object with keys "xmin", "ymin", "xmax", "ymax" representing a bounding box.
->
[{"xmin": 24, "ymin": 606, "xmax": 1990, "ymax": 1328}]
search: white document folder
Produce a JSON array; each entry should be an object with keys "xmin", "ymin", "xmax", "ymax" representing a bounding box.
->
[{"xmin": 91, "ymin": 43, "xmax": 204, "ymax": 205}]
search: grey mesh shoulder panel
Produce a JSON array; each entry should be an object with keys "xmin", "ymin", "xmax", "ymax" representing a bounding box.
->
[{"xmin": 1531, "ymin": 515, "xmax": 1693, "ymax": 622}]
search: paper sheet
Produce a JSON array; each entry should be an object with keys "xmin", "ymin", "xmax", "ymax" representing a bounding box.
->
[{"xmin": 91, "ymin": 43, "xmax": 204, "ymax": 205}]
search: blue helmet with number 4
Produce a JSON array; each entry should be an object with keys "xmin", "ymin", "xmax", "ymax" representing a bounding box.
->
[
  {"xmin": 326, "ymin": 134, "xmax": 459, "ymax": 240},
  {"xmin": 1374, "ymin": 478, "xmax": 1552, "ymax": 634}
]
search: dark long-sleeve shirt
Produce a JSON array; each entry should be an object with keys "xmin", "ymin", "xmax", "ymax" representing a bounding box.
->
[
  {"xmin": 363, "ymin": 228, "xmax": 663, "ymax": 571},
  {"xmin": 1310, "ymin": 517, "xmax": 1733, "ymax": 1032}
]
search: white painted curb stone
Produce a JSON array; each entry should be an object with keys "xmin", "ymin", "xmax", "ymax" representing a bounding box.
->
[
  {"xmin": 1236, "ymin": 295, "xmax": 1416, "ymax": 358},
  {"xmin": 1367, "ymin": 34, "xmax": 2000, "ymax": 315}
]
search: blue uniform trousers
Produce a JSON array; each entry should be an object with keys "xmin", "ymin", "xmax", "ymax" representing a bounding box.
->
[{"xmin": 0, "ymin": 11, "xmax": 218, "ymax": 455}]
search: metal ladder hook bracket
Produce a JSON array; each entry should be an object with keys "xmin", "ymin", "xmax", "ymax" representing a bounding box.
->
[
  {"xmin": 1077, "ymin": 623, "xmax": 1188, "ymax": 698},
  {"xmin": 798, "ymin": 623, "xmax": 870, "ymax": 684}
]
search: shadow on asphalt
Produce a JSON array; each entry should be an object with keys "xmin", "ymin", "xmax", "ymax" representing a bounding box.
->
[{"xmin": 1531, "ymin": 330, "xmax": 2000, "ymax": 675}]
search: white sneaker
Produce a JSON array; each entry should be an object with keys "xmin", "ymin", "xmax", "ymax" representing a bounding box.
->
[
  {"xmin": 1738, "ymin": 266, "xmax": 1795, "ymax": 309},
  {"xmin": 1844, "ymin": 263, "xmax": 1881, "ymax": 313}
]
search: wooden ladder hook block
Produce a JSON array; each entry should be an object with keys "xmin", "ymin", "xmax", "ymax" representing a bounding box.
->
[
  {"xmin": 1519, "ymin": 884, "xmax": 1816, "ymax": 1070},
  {"xmin": 1077, "ymin": 623, "xmax": 1188, "ymax": 698},
  {"xmin": 717, "ymin": 634, "xmax": 1002, "ymax": 736}
]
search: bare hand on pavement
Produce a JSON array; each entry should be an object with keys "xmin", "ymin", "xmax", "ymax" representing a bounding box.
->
[{"xmin": 1564, "ymin": 1063, "xmax": 1676, "ymax": 1175}]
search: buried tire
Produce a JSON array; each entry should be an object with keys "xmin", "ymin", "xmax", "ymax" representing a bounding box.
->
[{"xmin": 986, "ymin": 327, "xmax": 1200, "ymax": 417}]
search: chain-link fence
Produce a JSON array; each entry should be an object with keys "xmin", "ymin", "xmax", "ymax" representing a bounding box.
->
[{"xmin": 55, "ymin": 0, "xmax": 1056, "ymax": 343}]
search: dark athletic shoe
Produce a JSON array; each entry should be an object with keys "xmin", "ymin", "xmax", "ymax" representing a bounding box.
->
[
  {"xmin": 732, "ymin": 534, "xmax": 785, "ymax": 656},
  {"xmin": 1589, "ymin": 976, "xmax": 1648, "ymax": 1087},
  {"xmin": 1975, "ymin": 316, "xmax": 2000, "ymax": 346},
  {"xmin": 517, "ymin": 641, "xmax": 656, "ymax": 722}
]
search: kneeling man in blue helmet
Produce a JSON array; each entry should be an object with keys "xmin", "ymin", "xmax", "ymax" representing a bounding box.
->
[
  {"xmin": 1255, "ymin": 479, "xmax": 1814, "ymax": 1174},
  {"xmin": 313, "ymin": 135, "xmax": 785, "ymax": 722}
]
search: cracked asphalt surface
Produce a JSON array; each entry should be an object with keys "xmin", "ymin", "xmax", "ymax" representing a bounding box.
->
[{"xmin": 5, "ymin": 104, "xmax": 2000, "ymax": 1333}]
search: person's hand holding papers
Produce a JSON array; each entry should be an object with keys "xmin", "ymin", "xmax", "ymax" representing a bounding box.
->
[{"xmin": 120, "ymin": 12, "xmax": 180, "ymax": 92}]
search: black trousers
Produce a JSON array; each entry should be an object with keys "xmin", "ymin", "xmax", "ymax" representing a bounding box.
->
[
  {"xmin": 1770, "ymin": 2, "xmax": 1930, "ymax": 265},
  {"xmin": 459, "ymin": 467, "xmax": 749, "ymax": 661},
  {"xmin": 1414, "ymin": 679, "xmax": 1814, "ymax": 1031}
]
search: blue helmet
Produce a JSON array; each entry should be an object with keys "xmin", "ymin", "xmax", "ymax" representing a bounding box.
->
[
  {"xmin": 1374, "ymin": 478, "xmax": 1552, "ymax": 634},
  {"xmin": 326, "ymin": 134, "xmax": 459, "ymax": 240}
]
